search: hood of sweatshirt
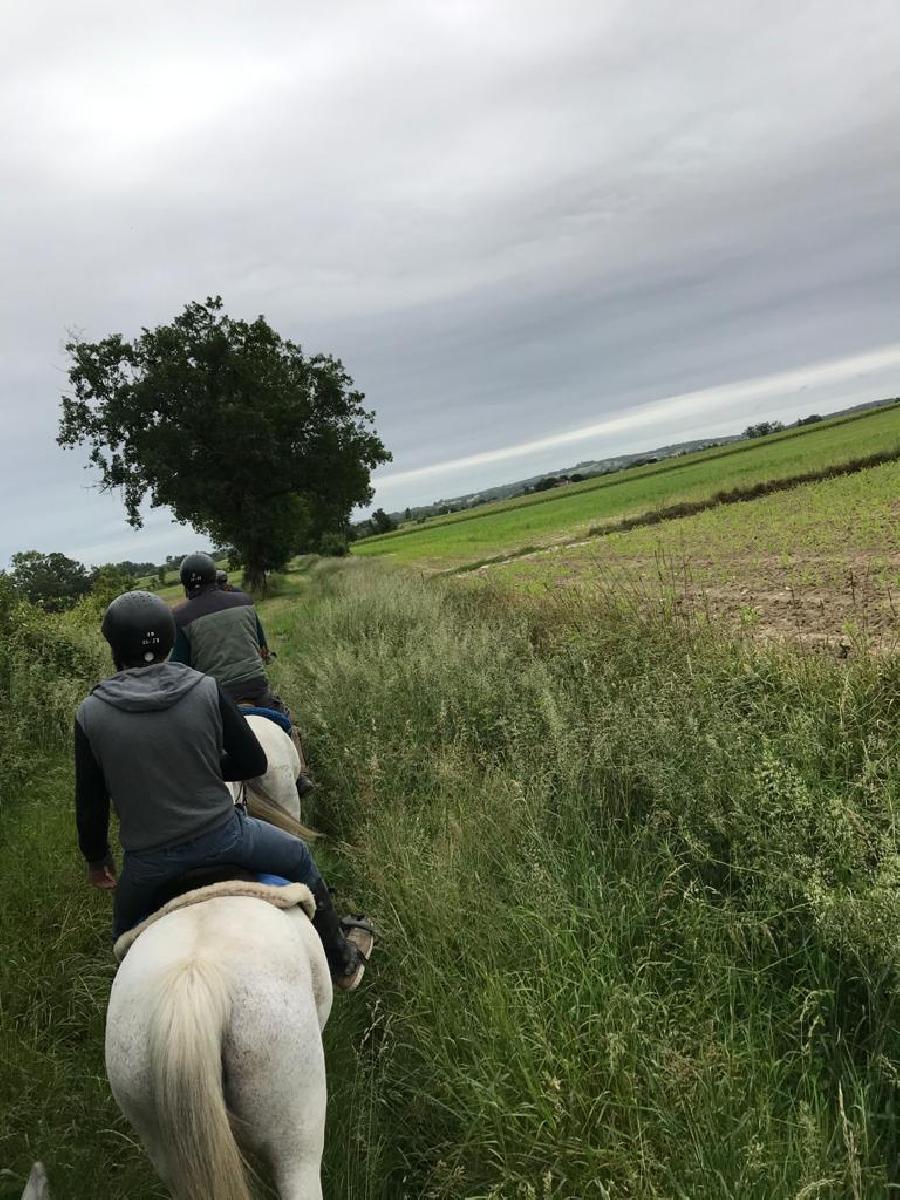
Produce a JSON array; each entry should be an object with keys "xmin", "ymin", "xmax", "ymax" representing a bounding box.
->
[{"xmin": 91, "ymin": 661, "xmax": 206, "ymax": 712}]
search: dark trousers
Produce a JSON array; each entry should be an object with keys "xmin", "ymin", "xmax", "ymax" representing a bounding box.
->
[
  {"xmin": 224, "ymin": 675, "xmax": 287, "ymax": 714},
  {"xmin": 112, "ymin": 808, "xmax": 322, "ymax": 939}
]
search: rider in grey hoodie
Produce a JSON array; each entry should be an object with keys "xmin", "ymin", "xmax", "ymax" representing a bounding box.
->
[
  {"xmin": 77, "ymin": 661, "xmax": 248, "ymax": 858},
  {"xmin": 76, "ymin": 590, "xmax": 373, "ymax": 990}
]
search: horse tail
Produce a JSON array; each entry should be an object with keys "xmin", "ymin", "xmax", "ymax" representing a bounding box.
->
[
  {"xmin": 147, "ymin": 957, "xmax": 250, "ymax": 1200},
  {"xmin": 245, "ymin": 785, "xmax": 322, "ymax": 841},
  {"xmin": 20, "ymin": 1162, "xmax": 50, "ymax": 1200}
]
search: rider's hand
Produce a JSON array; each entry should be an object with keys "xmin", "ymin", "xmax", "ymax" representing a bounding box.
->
[{"xmin": 87, "ymin": 861, "xmax": 117, "ymax": 890}]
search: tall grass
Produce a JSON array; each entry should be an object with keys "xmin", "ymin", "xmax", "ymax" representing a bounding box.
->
[
  {"xmin": 1, "ymin": 562, "xmax": 898, "ymax": 1197},
  {"xmin": 0, "ymin": 585, "xmax": 108, "ymax": 784},
  {"xmin": 0, "ymin": 590, "xmax": 164, "ymax": 1198},
  {"xmin": 269, "ymin": 562, "xmax": 899, "ymax": 1198}
]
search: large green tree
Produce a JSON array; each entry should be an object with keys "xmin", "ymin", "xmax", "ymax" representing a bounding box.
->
[
  {"xmin": 9, "ymin": 551, "xmax": 92, "ymax": 611},
  {"xmin": 59, "ymin": 297, "xmax": 391, "ymax": 590}
]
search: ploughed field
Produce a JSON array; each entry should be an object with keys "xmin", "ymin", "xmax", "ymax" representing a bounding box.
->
[
  {"xmin": 489, "ymin": 457, "xmax": 900, "ymax": 650},
  {"xmin": 355, "ymin": 403, "xmax": 900, "ymax": 650}
]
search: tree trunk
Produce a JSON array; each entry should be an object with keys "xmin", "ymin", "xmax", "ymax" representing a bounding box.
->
[{"xmin": 243, "ymin": 560, "xmax": 268, "ymax": 595}]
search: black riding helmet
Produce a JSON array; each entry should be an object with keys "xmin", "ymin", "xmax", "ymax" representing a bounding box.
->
[
  {"xmin": 102, "ymin": 590, "xmax": 176, "ymax": 668},
  {"xmin": 179, "ymin": 552, "xmax": 217, "ymax": 591}
]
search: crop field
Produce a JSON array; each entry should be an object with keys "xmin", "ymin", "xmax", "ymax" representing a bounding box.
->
[
  {"xmin": 487, "ymin": 458, "xmax": 900, "ymax": 649},
  {"xmin": 354, "ymin": 402, "xmax": 900, "ymax": 569},
  {"xmin": 368, "ymin": 405, "xmax": 900, "ymax": 541}
]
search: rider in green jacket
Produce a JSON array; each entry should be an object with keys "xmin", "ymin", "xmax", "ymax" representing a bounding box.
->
[{"xmin": 170, "ymin": 552, "xmax": 313, "ymax": 794}]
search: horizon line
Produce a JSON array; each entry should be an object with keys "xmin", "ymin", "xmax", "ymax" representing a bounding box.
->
[{"xmin": 371, "ymin": 343, "xmax": 900, "ymax": 490}]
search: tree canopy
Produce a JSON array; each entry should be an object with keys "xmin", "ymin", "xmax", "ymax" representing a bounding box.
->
[
  {"xmin": 59, "ymin": 298, "xmax": 391, "ymax": 588},
  {"xmin": 743, "ymin": 420, "xmax": 785, "ymax": 439},
  {"xmin": 370, "ymin": 508, "xmax": 397, "ymax": 534},
  {"xmin": 9, "ymin": 551, "xmax": 92, "ymax": 611}
]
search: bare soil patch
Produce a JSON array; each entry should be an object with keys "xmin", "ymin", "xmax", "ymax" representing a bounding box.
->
[{"xmin": 501, "ymin": 551, "xmax": 900, "ymax": 654}]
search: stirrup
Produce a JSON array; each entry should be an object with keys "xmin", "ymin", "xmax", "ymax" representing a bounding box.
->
[
  {"xmin": 340, "ymin": 915, "xmax": 376, "ymax": 939},
  {"xmin": 296, "ymin": 773, "xmax": 316, "ymax": 799},
  {"xmin": 334, "ymin": 915, "xmax": 375, "ymax": 992}
]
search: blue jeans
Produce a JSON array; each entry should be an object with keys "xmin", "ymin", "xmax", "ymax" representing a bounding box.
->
[{"xmin": 112, "ymin": 808, "xmax": 322, "ymax": 939}]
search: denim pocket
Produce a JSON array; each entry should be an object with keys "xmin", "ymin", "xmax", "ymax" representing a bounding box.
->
[
  {"xmin": 162, "ymin": 811, "xmax": 240, "ymax": 865},
  {"xmin": 204, "ymin": 811, "xmax": 243, "ymax": 860}
]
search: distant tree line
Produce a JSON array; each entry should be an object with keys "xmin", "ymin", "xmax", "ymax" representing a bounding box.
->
[
  {"xmin": 351, "ymin": 508, "xmax": 398, "ymax": 541},
  {"xmin": 3, "ymin": 552, "xmax": 140, "ymax": 613},
  {"xmin": 0, "ymin": 548, "xmax": 225, "ymax": 612},
  {"xmin": 743, "ymin": 413, "xmax": 823, "ymax": 439}
]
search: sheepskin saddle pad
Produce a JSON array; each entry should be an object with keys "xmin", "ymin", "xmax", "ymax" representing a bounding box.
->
[{"xmin": 113, "ymin": 879, "xmax": 316, "ymax": 961}]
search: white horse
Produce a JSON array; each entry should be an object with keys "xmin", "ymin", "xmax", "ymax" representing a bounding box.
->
[
  {"xmin": 103, "ymin": 714, "xmax": 330, "ymax": 1198},
  {"xmin": 232, "ymin": 714, "xmax": 319, "ymax": 840},
  {"xmin": 105, "ymin": 893, "xmax": 332, "ymax": 1200},
  {"xmin": 20, "ymin": 715, "xmax": 328, "ymax": 1200}
]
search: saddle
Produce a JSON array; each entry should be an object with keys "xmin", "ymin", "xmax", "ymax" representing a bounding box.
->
[{"xmin": 113, "ymin": 866, "xmax": 316, "ymax": 962}]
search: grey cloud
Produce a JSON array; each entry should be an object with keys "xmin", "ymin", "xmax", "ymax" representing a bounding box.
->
[{"xmin": 2, "ymin": 0, "xmax": 900, "ymax": 563}]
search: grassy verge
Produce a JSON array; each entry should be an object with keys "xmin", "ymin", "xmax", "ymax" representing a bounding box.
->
[
  {"xmin": 0, "ymin": 589, "xmax": 163, "ymax": 1197},
  {"xmin": 0, "ymin": 758, "xmax": 166, "ymax": 1200}
]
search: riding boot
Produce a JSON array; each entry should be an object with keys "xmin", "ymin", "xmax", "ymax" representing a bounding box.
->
[
  {"xmin": 296, "ymin": 773, "xmax": 316, "ymax": 800},
  {"xmin": 309, "ymin": 879, "xmax": 374, "ymax": 990},
  {"xmin": 289, "ymin": 725, "xmax": 315, "ymax": 796},
  {"xmin": 289, "ymin": 725, "xmax": 307, "ymax": 772},
  {"xmin": 310, "ymin": 879, "xmax": 354, "ymax": 975}
]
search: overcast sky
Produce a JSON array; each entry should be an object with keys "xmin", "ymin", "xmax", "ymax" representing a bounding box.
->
[{"xmin": 2, "ymin": 0, "xmax": 899, "ymax": 567}]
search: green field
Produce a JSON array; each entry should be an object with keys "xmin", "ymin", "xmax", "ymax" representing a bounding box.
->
[
  {"xmin": 489, "ymin": 455, "xmax": 900, "ymax": 584},
  {"xmin": 486, "ymin": 458, "xmax": 900, "ymax": 648},
  {"xmin": 368, "ymin": 409, "xmax": 893, "ymax": 540},
  {"xmin": 354, "ymin": 403, "xmax": 900, "ymax": 569}
]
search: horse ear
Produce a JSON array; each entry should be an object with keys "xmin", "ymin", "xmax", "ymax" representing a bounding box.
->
[{"xmin": 21, "ymin": 1162, "xmax": 50, "ymax": 1200}]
